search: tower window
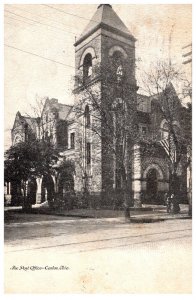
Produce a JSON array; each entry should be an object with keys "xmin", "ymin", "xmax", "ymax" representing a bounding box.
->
[
  {"xmin": 85, "ymin": 105, "xmax": 90, "ymax": 127},
  {"xmin": 86, "ymin": 142, "xmax": 91, "ymax": 165},
  {"xmin": 112, "ymin": 51, "xmax": 124, "ymax": 67},
  {"xmin": 70, "ymin": 132, "xmax": 75, "ymax": 149},
  {"xmin": 83, "ymin": 53, "xmax": 92, "ymax": 80}
]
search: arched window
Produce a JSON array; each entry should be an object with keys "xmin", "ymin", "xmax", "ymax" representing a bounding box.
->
[
  {"xmin": 84, "ymin": 105, "xmax": 90, "ymax": 127},
  {"xmin": 112, "ymin": 51, "xmax": 123, "ymax": 67},
  {"xmin": 109, "ymin": 46, "xmax": 127, "ymax": 59},
  {"xmin": 83, "ymin": 53, "xmax": 92, "ymax": 80}
]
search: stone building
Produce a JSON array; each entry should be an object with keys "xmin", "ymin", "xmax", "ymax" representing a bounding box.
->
[{"xmin": 10, "ymin": 4, "xmax": 188, "ymax": 208}]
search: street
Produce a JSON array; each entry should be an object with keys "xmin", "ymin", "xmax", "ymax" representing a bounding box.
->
[{"xmin": 4, "ymin": 212, "xmax": 192, "ymax": 293}]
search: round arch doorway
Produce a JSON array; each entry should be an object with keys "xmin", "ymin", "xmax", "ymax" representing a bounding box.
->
[{"xmin": 146, "ymin": 168, "xmax": 158, "ymax": 203}]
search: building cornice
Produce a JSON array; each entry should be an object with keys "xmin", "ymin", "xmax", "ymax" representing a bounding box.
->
[{"xmin": 74, "ymin": 22, "xmax": 136, "ymax": 47}]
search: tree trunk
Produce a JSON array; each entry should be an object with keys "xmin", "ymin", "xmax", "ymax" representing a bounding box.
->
[
  {"xmin": 170, "ymin": 173, "xmax": 180, "ymax": 214},
  {"xmin": 121, "ymin": 165, "xmax": 130, "ymax": 221},
  {"xmin": 22, "ymin": 180, "xmax": 32, "ymax": 212}
]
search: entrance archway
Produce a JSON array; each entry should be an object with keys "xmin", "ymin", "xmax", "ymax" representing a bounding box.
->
[{"xmin": 146, "ymin": 169, "xmax": 158, "ymax": 203}]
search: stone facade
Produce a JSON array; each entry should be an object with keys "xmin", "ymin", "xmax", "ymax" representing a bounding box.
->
[{"xmin": 10, "ymin": 4, "xmax": 188, "ymax": 208}]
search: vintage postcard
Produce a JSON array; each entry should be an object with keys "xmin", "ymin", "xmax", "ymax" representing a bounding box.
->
[{"xmin": 4, "ymin": 2, "xmax": 192, "ymax": 294}]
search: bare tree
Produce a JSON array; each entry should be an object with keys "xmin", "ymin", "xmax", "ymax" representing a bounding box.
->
[
  {"xmin": 28, "ymin": 95, "xmax": 57, "ymax": 144},
  {"xmin": 73, "ymin": 54, "xmax": 139, "ymax": 219},
  {"xmin": 138, "ymin": 60, "xmax": 191, "ymax": 210}
]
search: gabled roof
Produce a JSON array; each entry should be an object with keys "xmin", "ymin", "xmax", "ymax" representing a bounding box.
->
[
  {"xmin": 42, "ymin": 98, "xmax": 73, "ymax": 120},
  {"xmin": 149, "ymin": 82, "xmax": 179, "ymax": 100},
  {"xmin": 58, "ymin": 103, "xmax": 73, "ymax": 120},
  {"xmin": 12, "ymin": 111, "xmax": 38, "ymax": 133},
  {"xmin": 75, "ymin": 4, "xmax": 135, "ymax": 46},
  {"xmin": 150, "ymin": 83, "xmax": 182, "ymax": 110}
]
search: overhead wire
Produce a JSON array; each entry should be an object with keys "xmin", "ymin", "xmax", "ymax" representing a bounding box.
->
[
  {"xmin": 5, "ymin": 15, "xmax": 75, "ymax": 43},
  {"xmin": 8, "ymin": 5, "xmax": 80, "ymax": 34},
  {"xmin": 5, "ymin": 44, "xmax": 75, "ymax": 69},
  {"xmin": 5, "ymin": 5, "xmax": 142, "ymax": 71},
  {"xmin": 5, "ymin": 9, "xmax": 77, "ymax": 36},
  {"xmin": 5, "ymin": 15, "xmax": 35, "ymax": 26},
  {"xmin": 42, "ymin": 4, "xmax": 99, "ymax": 24}
]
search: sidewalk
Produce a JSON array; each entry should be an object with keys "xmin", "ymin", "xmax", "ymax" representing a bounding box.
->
[{"xmin": 5, "ymin": 203, "xmax": 191, "ymax": 223}]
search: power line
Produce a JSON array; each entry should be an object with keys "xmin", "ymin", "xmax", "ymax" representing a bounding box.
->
[
  {"xmin": 5, "ymin": 9, "xmax": 77, "ymax": 36},
  {"xmin": 10, "ymin": 5, "xmax": 80, "ymax": 34},
  {"xmin": 5, "ymin": 14, "xmax": 151, "ymax": 52},
  {"xmin": 5, "ymin": 15, "xmax": 75, "ymax": 43},
  {"xmin": 5, "ymin": 15, "xmax": 36, "ymax": 38},
  {"xmin": 42, "ymin": 4, "xmax": 136, "ymax": 43},
  {"xmin": 42, "ymin": 4, "xmax": 98, "ymax": 24},
  {"xmin": 5, "ymin": 15, "xmax": 35, "ymax": 26},
  {"xmin": 5, "ymin": 44, "xmax": 75, "ymax": 69}
]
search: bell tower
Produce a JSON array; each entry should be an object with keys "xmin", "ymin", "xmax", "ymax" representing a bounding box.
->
[
  {"xmin": 74, "ymin": 4, "xmax": 137, "ymax": 92},
  {"xmin": 73, "ymin": 4, "xmax": 137, "ymax": 202}
]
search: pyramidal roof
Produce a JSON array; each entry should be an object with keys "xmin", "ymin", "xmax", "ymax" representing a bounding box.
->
[{"xmin": 75, "ymin": 4, "xmax": 135, "ymax": 45}]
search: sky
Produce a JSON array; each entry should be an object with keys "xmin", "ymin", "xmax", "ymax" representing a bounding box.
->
[{"xmin": 4, "ymin": 3, "xmax": 192, "ymax": 149}]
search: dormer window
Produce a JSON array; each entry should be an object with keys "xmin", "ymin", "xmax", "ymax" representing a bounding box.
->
[{"xmin": 83, "ymin": 53, "xmax": 92, "ymax": 80}]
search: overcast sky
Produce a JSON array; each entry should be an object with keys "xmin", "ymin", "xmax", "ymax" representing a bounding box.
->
[{"xmin": 4, "ymin": 3, "xmax": 192, "ymax": 149}]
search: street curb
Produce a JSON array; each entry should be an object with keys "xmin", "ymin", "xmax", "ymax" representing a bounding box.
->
[
  {"xmin": 130, "ymin": 215, "xmax": 191, "ymax": 223},
  {"xmin": 12, "ymin": 209, "xmax": 96, "ymax": 219},
  {"xmin": 5, "ymin": 207, "xmax": 191, "ymax": 222}
]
